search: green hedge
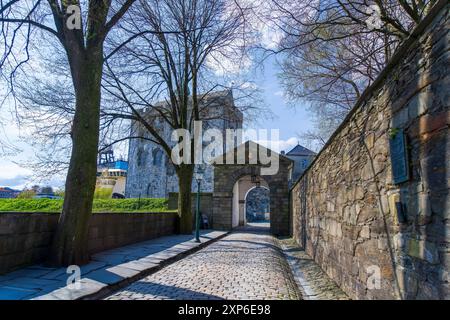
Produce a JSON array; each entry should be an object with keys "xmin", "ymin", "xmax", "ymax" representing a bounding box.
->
[
  {"xmin": 0, "ymin": 198, "xmax": 175, "ymax": 213},
  {"xmin": 93, "ymin": 188, "xmax": 113, "ymax": 200}
]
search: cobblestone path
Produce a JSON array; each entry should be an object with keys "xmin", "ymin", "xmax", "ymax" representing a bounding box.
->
[{"xmin": 106, "ymin": 225, "xmax": 301, "ymax": 300}]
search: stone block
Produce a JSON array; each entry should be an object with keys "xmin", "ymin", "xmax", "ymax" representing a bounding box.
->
[
  {"xmin": 365, "ymin": 132, "xmax": 375, "ymax": 149},
  {"xmin": 328, "ymin": 220, "xmax": 342, "ymax": 238},
  {"xmin": 407, "ymin": 91, "xmax": 431, "ymax": 120},
  {"xmin": 390, "ymin": 108, "xmax": 408, "ymax": 128},
  {"xmin": 89, "ymin": 227, "xmax": 99, "ymax": 239},
  {"xmin": 407, "ymin": 238, "xmax": 439, "ymax": 264},
  {"xmin": 354, "ymin": 186, "xmax": 365, "ymax": 200},
  {"xmin": 395, "ymin": 266, "xmax": 419, "ymax": 299},
  {"xmin": 393, "ymin": 233, "xmax": 408, "ymax": 251},
  {"xmin": 377, "ymin": 238, "xmax": 388, "ymax": 250},
  {"xmin": 388, "ymin": 192, "xmax": 401, "ymax": 224},
  {"xmin": 416, "ymin": 193, "xmax": 432, "ymax": 225},
  {"xmin": 360, "ymin": 226, "xmax": 371, "ymax": 239},
  {"xmin": 415, "ymin": 280, "xmax": 440, "ymax": 299},
  {"xmin": 36, "ymin": 278, "xmax": 107, "ymax": 300},
  {"xmin": 430, "ymin": 191, "xmax": 450, "ymax": 219}
]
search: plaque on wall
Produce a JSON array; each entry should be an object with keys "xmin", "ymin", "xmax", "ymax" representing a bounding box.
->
[{"xmin": 389, "ymin": 129, "xmax": 410, "ymax": 184}]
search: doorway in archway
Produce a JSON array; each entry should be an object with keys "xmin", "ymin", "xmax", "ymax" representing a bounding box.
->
[
  {"xmin": 245, "ymin": 186, "xmax": 270, "ymax": 223},
  {"xmin": 231, "ymin": 175, "xmax": 270, "ymax": 228}
]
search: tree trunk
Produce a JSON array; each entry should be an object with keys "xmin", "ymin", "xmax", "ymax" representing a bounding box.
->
[
  {"xmin": 177, "ymin": 164, "xmax": 194, "ymax": 234},
  {"xmin": 49, "ymin": 52, "xmax": 103, "ymax": 266}
]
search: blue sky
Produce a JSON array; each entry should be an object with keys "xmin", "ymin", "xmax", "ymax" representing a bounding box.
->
[
  {"xmin": 253, "ymin": 56, "xmax": 313, "ymax": 144},
  {"xmin": 0, "ymin": 55, "xmax": 314, "ymax": 190}
]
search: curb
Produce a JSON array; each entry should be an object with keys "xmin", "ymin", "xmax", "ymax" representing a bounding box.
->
[
  {"xmin": 274, "ymin": 237, "xmax": 304, "ymax": 300},
  {"xmin": 277, "ymin": 239, "xmax": 350, "ymax": 300},
  {"xmin": 277, "ymin": 240, "xmax": 311, "ymax": 300}
]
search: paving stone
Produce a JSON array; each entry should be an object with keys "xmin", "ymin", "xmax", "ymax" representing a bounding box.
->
[
  {"xmin": 0, "ymin": 286, "xmax": 39, "ymax": 300},
  {"xmin": 80, "ymin": 261, "xmax": 108, "ymax": 275},
  {"xmin": 0, "ymin": 277, "xmax": 61, "ymax": 291},
  {"xmin": 38, "ymin": 268, "xmax": 68, "ymax": 281},
  {"xmin": 84, "ymin": 269, "xmax": 125, "ymax": 285},
  {"xmin": 91, "ymin": 253, "xmax": 130, "ymax": 265},
  {"xmin": 106, "ymin": 224, "xmax": 301, "ymax": 300},
  {"xmin": 16, "ymin": 266, "xmax": 55, "ymax": 278},
  {"xmin": 119, "ymin": 260, "xmax": 157, "ymax": 272},
  {"xmin": 1, "ymin": 267, "xmax": 52, "ymax": 280},
  {"xmin": 0, "ymin": 230, "xmax": 225, "ymax": 300},
  {"xmin": 33, "ymin": 278, "xmax": 107, "ymax": 300}
]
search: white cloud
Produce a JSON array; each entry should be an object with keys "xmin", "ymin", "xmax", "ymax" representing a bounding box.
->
[
  {"xmin": 239, "ymin": 82, "xmax": 258, "ymax": 90},
  {"xmin": 0, "ymin": 160, "xmax": 65, "ymax": 189},
  {"xmin": 274, "ymin": 90, "xmax": 284, "ymax": 97},
  {"xmin": 0, "ymin": 116, "xmax": 64, "ymax": 190},
  {"xmin": 0, "ymin": 162, "xmax": 32, "ymax": 189},
  {"xmin": 257, "ymin": 19, "xmax": 283, "ymax": 50},
  {"xmin": 254, "ymin": 136, "xmax": 298, "ymax": 153},
  {"xmin": 206, "ymin": 48, "xmax": 253, "ymax": 76}
]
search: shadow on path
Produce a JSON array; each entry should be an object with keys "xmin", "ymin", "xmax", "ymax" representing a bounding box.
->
[{"xmin": 116, "ymin": 281, "xmax": 224, "ymax": 300}]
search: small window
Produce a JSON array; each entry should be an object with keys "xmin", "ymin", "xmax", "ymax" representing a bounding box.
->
[
  {"xmin": 153, "ymin": 148, "xmax": 163, "ymax": 166},
  {"xmin": 137, "ymin": 148, "xmax": 144, "ymax": 167}
]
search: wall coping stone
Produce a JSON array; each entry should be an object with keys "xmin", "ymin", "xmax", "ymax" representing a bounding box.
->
[{"xmin": 0, "ymin": 211, "xmax": 176, "ymax": 215}]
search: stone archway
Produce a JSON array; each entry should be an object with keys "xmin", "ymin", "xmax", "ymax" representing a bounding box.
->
[
  {"xmin": 231, "ymin": 175, "xmax": 270, "ymax": 228},
  {"xmin": 212, "ymin": 141, "xmax": 293, "ymax": 236}
]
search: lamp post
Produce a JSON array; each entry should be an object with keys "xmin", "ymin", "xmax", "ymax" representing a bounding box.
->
[{"xmin": 194, "ymin": 166, "xmax": 205, "ymax": 243}]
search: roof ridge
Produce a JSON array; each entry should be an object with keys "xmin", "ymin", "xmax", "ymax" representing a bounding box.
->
[{"xmin": 286, "ymin": 144, "xmax": 316, "ymax": 156}]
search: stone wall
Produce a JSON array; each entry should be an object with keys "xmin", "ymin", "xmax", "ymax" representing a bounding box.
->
[
  {"xmin": 0, "ymin": 212, "xmax": 177, "ymax": 274},
  {"xmin": 290, "ymin": 2, "xmax": 449, "ymax": 300},
  {"xmin": 213, "ymin": 142, "xmax": 292, "ymax": 236},
  {"xmin": 168, "ymin": 192, "xmax": 213, "ymax": 226}
]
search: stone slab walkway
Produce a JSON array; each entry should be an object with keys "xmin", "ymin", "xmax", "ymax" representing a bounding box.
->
[
  {"xmin": 0, "ymin": 230, "xmax": 227, "ymax": 300},
  {"xmin": 106, "ymin": 224, "xmax": 301, "ymax": 300},
  {"xmin": 278, "ymin": 238, "xmax": 349, "ymax": 300}
]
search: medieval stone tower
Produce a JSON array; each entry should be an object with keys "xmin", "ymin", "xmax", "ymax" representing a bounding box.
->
[{"xmin": 125, "ymin": 90, "xmax": 243, "ymax": 198}]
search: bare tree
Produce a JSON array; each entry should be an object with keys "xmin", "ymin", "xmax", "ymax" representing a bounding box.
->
[
  {"xmin": 265, "ymin": 0, "xmax": 437, "ymax": 146},
  {"xmin": 1, "ymin": 0, "xmax": 136, "ymax": 266},
  {"xmin": 12, "ymin": 50, "xmax": 74, "ymax": 180},
  {"xmin": 100, "ymin": 0, "xmax": 256, "ymax": 233}
]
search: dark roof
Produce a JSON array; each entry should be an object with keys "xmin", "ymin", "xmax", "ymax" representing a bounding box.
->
[{"xmin": 286, "ymin": 144, "xmax": 316, "ymax": 156}]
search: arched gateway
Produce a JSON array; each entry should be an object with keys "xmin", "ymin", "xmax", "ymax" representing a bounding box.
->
[{"xmin": 212, "ymin": 141, "xmax": 293, "ymax": 236}]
